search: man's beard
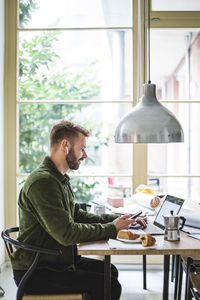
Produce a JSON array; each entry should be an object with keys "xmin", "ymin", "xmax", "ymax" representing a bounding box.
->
[{"xmin": 66, "ymin": 148, "xmax": 81, "ymax": 170}]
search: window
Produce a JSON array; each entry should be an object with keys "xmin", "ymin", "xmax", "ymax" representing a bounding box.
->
[
  {"xmin": 6, "ymin": 0, "xmax": 135, "ymax": 220},
  {"xmin": 4, "ymin": 1, "xmax": 200, "ymax": 226},
  {"xmin": 152, "ymin": 0, "xmax": 200, "ymax": 12},
  {"xmin": 148, "ymin": 28, "xmax": 200, "ymax": 200}
]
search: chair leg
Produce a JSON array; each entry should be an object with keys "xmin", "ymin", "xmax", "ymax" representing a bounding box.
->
[
  {"xmin": 0, "ymin": 286, "xmax": 5, "ymax": 297},
  {"xmin": 188, "ymin": 281, "xmax": 193, "ymax": 300},
  {"xmin": 177, "ymin": 256, "xmax": 183, "ymax": 300},
  {"xmin": 185, "ymin": 257, "xmax": 193, "ymax": 300},
  {"xmin": 143, "ymin": 255, "xmax": 147, "ymax": 290}
]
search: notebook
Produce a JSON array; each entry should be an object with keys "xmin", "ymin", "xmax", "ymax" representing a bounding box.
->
[{"xmin": 131, "ymin": 195, "xmax": 185, "ymax": 235}]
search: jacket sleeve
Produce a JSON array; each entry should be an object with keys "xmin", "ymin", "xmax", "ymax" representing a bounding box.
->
[
  {"xmin": 27, "ymin": 177, "xmax": 117, "ymax": 246},
  {"xmin": 74, "ymin": 203, "xmax": 119, "ymax": 224}
]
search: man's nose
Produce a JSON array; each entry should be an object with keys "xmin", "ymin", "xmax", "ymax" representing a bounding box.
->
[{"xmin": 83, "ymin": 150, "xmax": 87, "ymax": 159}]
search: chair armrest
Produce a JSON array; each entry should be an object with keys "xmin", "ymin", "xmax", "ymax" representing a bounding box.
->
[{"xmin": 79, "ymin": 203, "xmax": 91, "ymax": 211}]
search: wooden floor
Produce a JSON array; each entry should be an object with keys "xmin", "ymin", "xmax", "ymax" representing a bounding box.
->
[{"xmin": 0, "ymin": 264, "xmax": 185, "ymax": 300}]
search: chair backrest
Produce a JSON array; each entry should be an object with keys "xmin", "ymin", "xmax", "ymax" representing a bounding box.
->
[
  {"xmin": 1, "ymin": 227, "xmax": 20, "ymax": 258},
  {"xmin": 188, "ymin": 256, "xmax": 200, "ymax": 300},
  {"xmin": 1, "ymin": 227, "xmax": 83, "ymax": 300},
  {"xmin": 1, "ymin": 227, "xmax": 62, "ymax": 300},
  {"xmin": 1, "ymin": 227, "xmax": 62, "ymax": 257}
]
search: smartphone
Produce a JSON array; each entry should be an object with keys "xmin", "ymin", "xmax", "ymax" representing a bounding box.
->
[{"xmin": 128, "ymin": 210, "xmax": 142, "ymax": 220}]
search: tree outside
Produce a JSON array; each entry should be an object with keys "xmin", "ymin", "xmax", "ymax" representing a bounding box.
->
[{"xmin": 19, "ymin": 0, "xmax": 108, "ymax": 202}]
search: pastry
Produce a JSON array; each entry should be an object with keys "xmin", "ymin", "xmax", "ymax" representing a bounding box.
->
[
  {"xmin": 117, "ymin": 230, "xmax": 140, "ymax": 240},
  {"xmin": 140, "ymin": 234, "xmax": 156, "ymax": 247}
]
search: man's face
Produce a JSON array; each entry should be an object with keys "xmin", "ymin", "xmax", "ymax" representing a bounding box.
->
[{"xmin": 66, "ymin": 133, "xmax": 87, "ymax": 170}]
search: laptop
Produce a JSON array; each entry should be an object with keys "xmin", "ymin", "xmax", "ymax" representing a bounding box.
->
[{"xmin": 131, "ymin": 195, "xmax": 185, "ymax": 235}]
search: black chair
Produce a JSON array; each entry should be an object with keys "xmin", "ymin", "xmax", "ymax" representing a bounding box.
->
[
  {"xmin": 182, "ymin": 256, "xmax": 200, "ymax": 300},
  {"xmin": 0, "ymin": 286, "xmax": 5, "ymax": 297},
  {"xmin": 1, "ymin": 227, "xmax": 83, "ymax": 300},
  {"xmin": 79, "ymin": 203, "xmax": 91, "ymax": 211},
  {"xmin": 175, "ymin": 255, "xmax": 200, "ymax": 300},
  {"xmin": 187, "ymin": 256, "xmax": 200, "ymax": 300}
]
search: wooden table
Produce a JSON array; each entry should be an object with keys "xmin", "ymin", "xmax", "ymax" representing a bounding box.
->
[{"xmin": 78, "ymin": 232, "xmax": 200, "ymax": 300}]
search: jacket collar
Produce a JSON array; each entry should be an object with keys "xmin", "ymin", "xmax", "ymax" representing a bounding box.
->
[{"xmin": 43, "ymin": 156, "xmax": 70, "ymax": 184}]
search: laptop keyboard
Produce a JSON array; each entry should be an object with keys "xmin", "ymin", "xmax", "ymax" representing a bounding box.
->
[
  {"xmin": 142, "ymin": 223, "xmax": 164, "ymax": 235},
  {"xmin": 130, "ymin": 223, "xmax": 164, "ymax": 235}
]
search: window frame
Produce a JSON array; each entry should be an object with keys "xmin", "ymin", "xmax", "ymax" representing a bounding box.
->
[{"xmin": 4, "ymin": 0, "xmax": 200, "ymax": 227}]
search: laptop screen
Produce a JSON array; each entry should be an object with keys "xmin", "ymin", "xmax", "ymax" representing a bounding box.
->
[{"xmin": 153, "ymin": 195, "xmax": 185, "ymax": 230}]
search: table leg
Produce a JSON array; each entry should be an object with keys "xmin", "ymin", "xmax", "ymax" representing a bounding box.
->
[
  {"xmin": 163, "ymin": 255, "xmax": 170, "ymax": 300},
  {"xmin": 171, "ymin": 255, "xmax": 175, "ymax": 282},
  {"xmin": 143, "ymin": 255, "xmax": 147, "ymax": 289},
  {"xmin": 104, "ymin": 255, "xmax": 111, "ymax": 300}
]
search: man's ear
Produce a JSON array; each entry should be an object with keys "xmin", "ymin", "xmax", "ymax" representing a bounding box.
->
[{"xmin": 61, "ymin": 139, "xmax": 70, "ymax": 153}]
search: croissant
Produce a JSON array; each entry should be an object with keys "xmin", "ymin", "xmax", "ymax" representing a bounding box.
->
[
  {"xmin": 117, "ymin": 230, "xmax": 140, "ymax": 240},
  {"xmin": 140, "ymin": 234, "xmax": 156, "ymax": 247}
]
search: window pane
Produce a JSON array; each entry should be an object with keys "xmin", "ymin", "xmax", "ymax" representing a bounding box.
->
[
  {"xmin": 107, "ymin": 177, "xmax": 132, "ymax": 198},
  {"xmin": 148, "ymin": 102, "xmax": 200, "ymax": 175},
  {"xmin": 148, "ymin": 177, "xmax": 200, "ymax": 203},
  {"xmin": 19, "ymin": 30, "xmax": 132, "ymax": 101},
  {"xmin": 152, "ymin": 0, "xmax": 200, "ymax": 11},
  {"xmin": 71, "ymin": 176, "xmax": 132, "ymax": 203},
  {"xmin": 149, "ymin": 28, "xmax": 200, "ymax": 201},
  {"xmin": 18, "ymin": 103, "xmax": 133, "ymax": 174},
  {"xmin": 18, "ymin": 175, "xmax": 132, "ymax": 204},
  {"xmin": 19, "ymin": 0, "xmax": 132, "ymax": 28},
  {"xmin": 148, "ymin": 103, "xmax": 200, "ymax": 200},
  {"xmin": 151, "ymin": 28, "xmax": 200, "ymax": 101}
]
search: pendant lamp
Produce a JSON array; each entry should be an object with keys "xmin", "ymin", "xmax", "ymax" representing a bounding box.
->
[{"xmin": 115, "ymin": 0, "xmax": 184, "ymax": 143}]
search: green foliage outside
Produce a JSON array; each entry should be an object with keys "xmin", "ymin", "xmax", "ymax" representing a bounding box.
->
[
  {"xmin": 19, "ymin": 0, "xmax": 107, "ymax": 202},
  {"xmin": 19, "ymin": 0, "xmax": 38, "ymax": 27}
]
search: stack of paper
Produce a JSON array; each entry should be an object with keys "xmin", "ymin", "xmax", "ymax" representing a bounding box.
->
[
  {"xmin": 107, "ymin": 203, "xmax": 153, "ymax": 216},
  {"xmin": 132, "ymin": 192, "xmax": 162, "ymax": 210},
  {"xmin": 181, "ymin": 207, "xmax": 200, "ymax": 229}
]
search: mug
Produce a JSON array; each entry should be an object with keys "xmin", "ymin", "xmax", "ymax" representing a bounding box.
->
[{"xmin": 94, "ymin": 204, "xmax": 106, "ymax": 215}]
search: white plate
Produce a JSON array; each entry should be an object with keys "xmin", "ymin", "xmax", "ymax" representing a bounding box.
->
[{"xmin": 117, "ymin": 237, "xmax": 141, "ymax": 243}]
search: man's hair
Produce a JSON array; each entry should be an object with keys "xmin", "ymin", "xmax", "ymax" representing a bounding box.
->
[{"xmin": 50, "ymin": 120, "xmax": 90, "ymax": 148}]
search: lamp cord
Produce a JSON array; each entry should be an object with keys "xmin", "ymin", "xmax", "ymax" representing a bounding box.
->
[{"xmin": 148, "ymin": 0, "xmax": 151, "ymax": 84}]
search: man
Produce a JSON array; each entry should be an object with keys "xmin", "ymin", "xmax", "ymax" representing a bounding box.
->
[{"xmin": 12, "ymin": 120, "xmax": 146, "ymax": 300}]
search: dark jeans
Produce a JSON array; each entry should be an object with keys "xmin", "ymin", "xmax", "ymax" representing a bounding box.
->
[{"xmin": 13, "ymin": 256, "xmax": 121, "ymax": 300}]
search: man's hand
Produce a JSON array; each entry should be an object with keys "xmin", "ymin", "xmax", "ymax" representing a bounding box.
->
[
  {"xmin": 132, "ymin": 217, "xmax": 147, "ymax": 228},
  {"xmin": 113, "ymin": 214, "xmax": 136, "ymax": 232}
]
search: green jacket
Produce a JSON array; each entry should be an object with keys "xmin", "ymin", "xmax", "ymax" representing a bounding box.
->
[{"xmin": 11, "ymin": 156, "xmax": 117, "ymax": 272}]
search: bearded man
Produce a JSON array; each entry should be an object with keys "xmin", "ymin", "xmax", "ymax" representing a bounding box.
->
[{"xmin": 11, "ymin": 120, "xmax": 145, "ymax": 300}]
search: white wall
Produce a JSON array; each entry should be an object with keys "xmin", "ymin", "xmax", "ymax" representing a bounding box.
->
[{"xmin": 0, "ymin": 0, "xmax": 5, "ymax": 265}]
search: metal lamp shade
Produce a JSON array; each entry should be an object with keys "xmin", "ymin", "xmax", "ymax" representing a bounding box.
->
[{"xmin": 115, "ymin": 84, "xmax": 184, "ymax": 143}]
